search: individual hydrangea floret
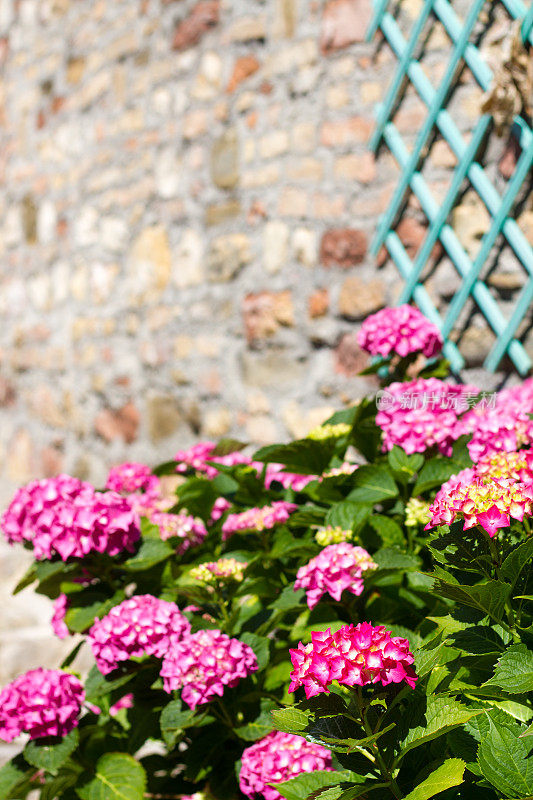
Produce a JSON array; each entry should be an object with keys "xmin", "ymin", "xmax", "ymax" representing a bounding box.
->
[
  {"xmin": 294, "ymin": 543, "xmax": 377, "ymax": 609},
  {"xmin": 174, "ymin": 442, "xmax": 254, "ymax": 479},
  {"xmin": 289, "ymin": 623, "xmax": 417, "ymax": 698},
  {"xmin": 315, "ymin": 525, "xmax": 353, "ymax": 546},
  {"xmin": 105, "ymin": 462, "xmax": 161, "ymax": 499},
  {"xmin": 308, "ymin": 423, "xmax": 351, "ymax": 441},
  {"xmin": 51, "ymin": 593, "xmax": 69, "ymax": 639},
  {"xmin": 222, "ymin": 501, "xmax": 298, "ymax": 540},
  {"xmin": 210, "ymin": 497, "xmax": 232, "ymax": 523},
  {"xmin": 160, "ymin": 629, "xmax": 258, "ymax": 709},
  {"xmin": 239, "ymin": 731, "xmax": 332, "ymax": 800},
  {"xmin": 427, "ymin": 467, "xmax": 533, "ymax": 537},
  {"xmin": 0, "ymin": 668, "xmax": 85, "ymax": 742},
  {"xmin": 109, "ymin": 693, "xmax": 134, "ymax": 717},
  {"xmin": 376, "ymin": 378, "xmax": 478, "ymax": 455},
  {"xmin": 88, "ymin": 595, "xmax": 191, "ymax": 675},
  {"xmin": 1, "ymin": 475, "xmax": 140, "ymax": 561},
  {"xmin": 190, "ymin": 558, "xmax": 247, "ymax": 584},
  {"xmin": 405, "ymin": 498, "xmax": 430, "ymax": 528},
  {"xmin": 150, "ymin": 510, "xmax": 207, "ymax": 554},
  {"xmin": 357, "ymin": 304, "xmax": 443, "ymax": 359}
]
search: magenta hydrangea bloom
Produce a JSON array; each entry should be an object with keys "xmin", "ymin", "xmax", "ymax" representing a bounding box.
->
[
  {"xmin": 239, "ymin": 732, "xmax": 332, "ymax": 800},
  {"xmin": 1, "ymin": 475, "xmax": 140, "ymax": 561},
  {"xmin": 376, "ymin": 378, "xmax": 478, "ymax": 455},
  {"xmin": 109, "ymin": 693, "xmax": 134, "ymax": 717},
  {"xmin": 294, "ymin": 543, "xmax": 377, "ymax": 609},
  {"xmin": 175, "ymin": 442, "xmax": 255, "ymax": 479},
  {"xmin": 0, "ymin": 668, "xmax": 85, "ymax": 742},
  {"xmin": 105, "ymin": 462, "xmax": 160, "ymax": 497},
  {"xmin": 222, "ymin": 501, "xmax": 297, "ymax": 540},
  {"xmin": 264, "ymin": 465, "xmax": 317, "ymax": 492},
  {"xmin": 51, "ymin": 593, "xmax": 69, "ymax": 639},
  {"xmin": 427, "ymin": 465, "xmax": 533, "ymax": 536},
  {"xmin": 150, "ymin": 510, "xmax": 207, "ymax": 554},
  {"xmin": 88, "ymin": 595, "xmax": 191, "ymax": 675},
  {"xmin": 357, "ymin": 304, "xmax": 443, "ymax": 359},
  {"xmin": 160, "ymin": 629, "xmax": 258, "ymax": 709},
  {"xmin": 210, "ymin": 497, "xmax": 232, "ymax": 523},
  {"xmin": 289, "ymin": 623, "xmax": 417, "ymax": 699}
]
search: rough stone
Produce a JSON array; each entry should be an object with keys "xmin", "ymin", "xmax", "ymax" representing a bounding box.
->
[
  {"xmin": 243, "ymin": 290, "xmax": 294, "ymax": 343},
  {"xmin": 321, "ymin": 116, "xmax": 372, "ymax": 146},
  {"xmin": 211, "ymin": 128, "xmax": 239, "ymax": 189},
  {"xmin": 339, "ymin": 276, "xmax": 385, "ymax": 320},
  {"xmin": 227, "ymin": 55, "xmax": 260, "ymax": 93},
  {"xmin": 241, "ymin": 350, "xmax": 304, "ymax": 387},
  {"xmin": 94, "ymin": 403, "xmax": 140, "ymax": 444},
  {"xmin": 207, "ymin": 234, "xmax": 251, "ymax": 281},
  {"xmin": 334, "ymin": 332, "xmax": 369, "ymax": 376},
  {"xmin": 146, "ymin": 396, "xmax": 182, "ymax": 443},
  {"xmin": 293, "ymin": 228, "xmax": 317, "ymax": 266},
  {"xmin": 174, "ymin": 229, "xmax": 205, "ymax": 288},
  {"xmin": 308, "ymin": 288, "xmax": 330, "ymax": 318},
  {"xmin": 320, "ymin": 228, "xmax": 367, "ymax": 267},
  {"xmin": 321, "ymin": 0, "xmax": 373, "ymax": 54},
  {"xmin": 173, "ymin": 1, "xmax": 220, "ymax": 51},
  {"xmin": 128, "ymin": 226, "xmax": 172, "ymax": 296},
  {"xmin": 263, "ymin": 220, "xmax": 289, "ymax": 274},
  {"xmin": 205, "ymin": 200, "xmax": 241, "ymax": 226}
]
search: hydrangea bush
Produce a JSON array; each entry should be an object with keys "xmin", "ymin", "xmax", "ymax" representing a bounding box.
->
[{"xmin": 1, "ymin": 306, "xmax": 533, "ymax": 800}]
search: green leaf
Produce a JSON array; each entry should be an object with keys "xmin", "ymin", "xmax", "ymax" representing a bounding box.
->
[
  {"xmin": 239, "ymin": 632, "xmax": 270, "ymax": 671},
  {"xmin": 484, "ymin": 644, "xmax": 533, "ymax": 694},
  {"xmin": 211, "ymin": 438, "xmax": 248, "ymax": 456},
  {"xmin": 399, "ymin": 696, "xmax": 480, "ymax": 761},
  {"xmin": 160, "ymin": 700, "xmax": 196, "ymax": 748},
  {"xmin": 432, "ymin": 578, "xmax": 510, "ymax": 622},
  {"xmin": 174, "ymin": 477, "xmax": 218, "ymax": 518},
  {"xmin": 404, "ymin": 759, "xmax": 465, "ymax": 800},
  {"xmin": 447, "ymin": 626, "xmax": 505, "ymax": 656},
  {"xmin": 76, "ymin": 752, "xmax": 146, "ymax": 800},
  {"xmin": 268, "ymin": 585, "xmax": 306, "ymax": 612},
  {"xmin": 325, "ymin": 502, "xmax": 371, "ymax": 532},
  {"xmin": 388, "ymin": 447, "xmax": 424, "ymax": 478},
  {"xmin": 24, "ymin": 728, "xmax": 79, "ymax": 775},
  {"xmin": 122, "ymin": 538, "xmax": 174, "ymax": 572},
  {"xmin": 274, "ymin": 771, "xmax": 354, "ymax": 800},
  {"xmin": 478, "ymin": 713, "xmax": 533, "ymax": 797},
  {"xmin": 347, "ymin": 466, "xmax": 398, "ymax": 504},
  {"xmin": 373, "ymin": 548, "xmax": 421, "ymax": 570},
  {"xmin": 501, "ymin": 538, "xmax": 533, "ymax": 589},
  {"xmin": 13, "ymin": 564, "xmax": 37, "ymax": 594},
  {"xmin": 65, "ymin": 591, "xmax": 124, "ymax": 633},
  {"xmin": 413, "ymin": 458, "xmax": 465, "ymax": 495},
  {"xmin": 253, "ymin": 440, "xmax": 337, "ymax": 475},
  {"xmin": 271, "ymin": 706, "xmax": 310, "ymax": 734},
  {"xmin": 235, "ymin": 709, "xmax": 275, "ymax": 741},
  {"xmin": 153, "ymin": 459, "xmax": 180, "ymax": 477},
  {"xmin": 84, "ymin": 665, "xmax": 136, "ymax": 702},
  {"xmin": 367, "ymin": 515, "xmax": 405, "ymax": 547},
  {"xmin": 0, "ymin": 756, "xmax": 31, "ymax": 797}
]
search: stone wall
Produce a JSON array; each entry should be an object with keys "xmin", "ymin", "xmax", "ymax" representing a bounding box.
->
[{"xmin": 0, "ymin": 0, "xmax": 531, "ymax": 722}]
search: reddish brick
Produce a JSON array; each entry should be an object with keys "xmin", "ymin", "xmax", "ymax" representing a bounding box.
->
[
  {"xmin": 94, "ymin": 402, "xmax": 140, "ymax": 443},
  {"xmin": 243, "ymin": 290, "xmax": 294, "ymax": 344},
  {"xmin": 377, "ymin": 217, "xmax": 442, "ymax": 267},
  {"xmin": 334, "ymin": 332, "xmax": 369, "ymax": 376},
  {"xmin": 227, "ymin": 54, "xmax": 260, "ymax": 93},
  {"xmin": 321, "ymin": 0, "xmax": 372, "ymax": 54},
  {"xmin": 308, "ymin": 288, "xmax": 330, "ymax": 318},
  {"xmin": 320, "ymin": 228, "xmax": 367, "ymax": 268},
  {"xmin": 320, "ymin": 116, "xmax": 372, "ymax": 146},
  {"xmin": 0, "ymin": 377, "xmax": 16, "ymax": 407},
  {"xmin": 173, "ymin": 1, "xmax": 220, "ymax": 51}
]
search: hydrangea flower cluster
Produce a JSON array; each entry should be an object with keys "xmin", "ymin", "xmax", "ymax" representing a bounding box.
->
[
  {"xmin": 294, "ymin": 543, "xmax": 377, "ymax": 609},
  {"xmin": 222, "ymin": 501, "xmax": 298, "ymax": 540},
  {"xmin": 476, "ymin": 449, "xmax": 533, "ymax": 482},
  {"xmin": 239, "ymin": 732, "xmax": 332, "ymax": 800},
  {"xmin": 1, "ymin": 475, "xmax": 140, "ymax": 561},
  {"xmin": 315, "ymin": 525, "xmax": 352, "ymax": 546},
  {"xmin": 427, "ymin": 466, "xmax": 533, "ymax": 536},
  {"xmin": 466, "ymin": 406, "xmax": 533, "ymax": 463},
  {"xmin": 105, "ymin": 462, "xmax": 160, "ymax": 500},
  {"xmin": 160, "ymin": 629, "xmax": 258, "ymax": 709},
  {"xmin": 376, "ymin": 378, "xmax": 478, "ymax": 455},
  {"xmin": 357, "ymin": 304, "xmax": 443, "ymax": 359},
  {"xmin": 150, "ymin": 510, "xmax": 207, "ymax": 553},
  {"xmin": 190, "ymin": 558, "xmax": 247, "ymax": 584},
  {"xmin": 405, "ymin": 498, "xmax": 430, "ymax": 528},
  {"xmin": 51, "ymin": 593, "xmax": 69, "ymax": 639},
  {"xmin": 0, "ymin": 668, "xmax": 85, "ymax": 742},
  {"xmin": 289, "ymin": 623, "xmax": 417, "ymax": 698},
  {"xmin": 308, "ymin": 423, "xmax": 351, "ymax": 441},
  {"xmin": 88, "ymin": 595, "xmax": 191, "ymax": 675}
]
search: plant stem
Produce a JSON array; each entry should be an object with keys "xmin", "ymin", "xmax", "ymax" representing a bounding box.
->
[{"xmin": 354, "ymin": 688, "xmax": 404, "ymax": 799}]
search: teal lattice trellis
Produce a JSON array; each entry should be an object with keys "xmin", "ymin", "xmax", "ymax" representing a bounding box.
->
[{"xmin": 366, "ymin": 0, "xmax": 533, "ymax": 374}]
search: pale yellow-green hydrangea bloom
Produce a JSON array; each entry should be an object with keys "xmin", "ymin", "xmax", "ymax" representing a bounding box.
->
[
  {"xmin": 315, "ymin": 525, "xmax": 353, "ymax": 546},
  {"xmin": 405, "ymin": 498, "xmax": 430, "ymax": 527},
  {"xmin": 190, "ymin": 557, "xmax": 247, "ymax": 585},
  {"xmin": 308, "ymin": 423, "xmax": 351, "ymax": 441}
]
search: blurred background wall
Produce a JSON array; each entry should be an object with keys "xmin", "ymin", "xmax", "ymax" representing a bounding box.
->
[{"xmin": 0, "ymin": 0, "xmax": 529, "ymax": 743}]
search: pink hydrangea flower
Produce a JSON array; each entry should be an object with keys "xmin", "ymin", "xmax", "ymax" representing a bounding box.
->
[
  {"xmin": 476, "ymin": 449, "xmax": 533, "ymax": 482},
  {"xmin": 376, "ymin": 378, "xmax": 478, "ymax": 455},
  {"xmin": 222, "ymin": 502, "xmax": 297, "ymax": 540},
  {"xmin": 175, "ymin": 442, "xmax": 254, "ymax": 479},
  {"xmin": 239, "ymin": 732, "xmax": 332, "ymax": 800},
  {"xmin": 160, "ymin": 629, "xmax": 258, "ymax": 709},
  {"xmin": 465, "ymin": 407, "xmax": 533, "ymax": 463},
  {"xmin": 289, "ymin": 623, "xmax": 417, "ymax": 698},
  {"xmin": 0, "ymin": 668, "xmax": 85, "ymax": 741},
  {"xmin": 105, "ymin": 462, "xmax": 160, "ymax": 499},
  {"xmin": 1, "ymin": 476, "xmax": 140, "ymax": 561},
  {"xmin": 357, "ymin": 305, "xmax": 443, "ymax": 359},
  {"xmin": 210, "ymin": 497, "xmax": 232, "ymax": 523},
  {"xmin": 427, "ymin": 466, "xmax": 533, "ymax": 536},
  {"xmin": 88, "ymin": 595, "xmax": 191, "ymax": 675},
  {"xmin": 264, "ymin": 465, "xmax": 317, "ymax": 492},
  {"xmin": 109, "ymin": 693, "xmax": 134, "ymax": 717},
  {"xmin": 51, "ymin": 593, "xmax": 69, "ymax": 639},
  {"xmin": 294, "ymin": 544, "xmax": 377, "ymax": 609},
  {"xmin": 150, "ymin": 510, "xmax": 207, "ymax": 554}
]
